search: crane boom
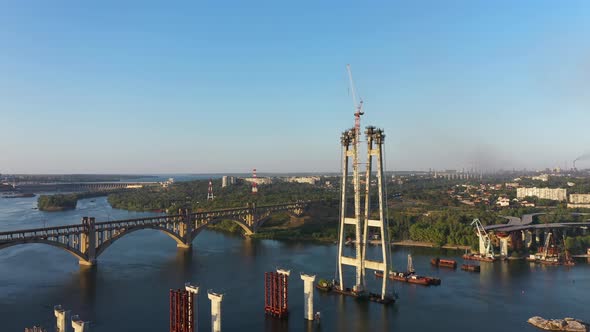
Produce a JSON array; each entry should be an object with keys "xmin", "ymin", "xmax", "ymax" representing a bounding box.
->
[
  {"xmin": 346, "ymin": 64, "xmax": 361, "ymax": 112},
  {"xmin": 346, "ymin": 64, "xmax": 364, "ymax": 139}
]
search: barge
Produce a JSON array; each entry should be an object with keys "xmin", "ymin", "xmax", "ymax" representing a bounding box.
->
[
  {"xmin": 375, "ymin": 271, "xmax": 441, "ymax": 286},
  {"xmin": 431, "ymin": 258, "xmax": 457, "ymax": 269},
  {"xmin": 462, "ymin": 253, "xmax": 496, "ymax": 262}
]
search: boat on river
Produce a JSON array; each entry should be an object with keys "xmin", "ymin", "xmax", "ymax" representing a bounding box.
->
[
  {"xmin": 431, "ymin": 257, "xmax": 457, "ymax": 268},
  {"xmin": 375, "ymin": 254, "xmax": 441, "ymax": 286},
  {"xmin": 316, "ymin": 279, "xmax": 396, "ymax": 304},
  {"xmin": 375, "ymin": 271, "xmax": 441, "ymax": 286},
  {"xmin": 463, "ymin": 253, "xmax": 496, "ymax": 262}
]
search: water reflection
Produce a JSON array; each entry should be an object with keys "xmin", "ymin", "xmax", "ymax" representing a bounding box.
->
[
  {"xmin": 77, "ymin": 266, "xmax": 97, "ymax": 304},
  {"xmin": 240, "ymin": 237, "xmax": 256, "ymax": 259},
  {"xmin": 264, "ymin": 316, "xmax": 289, "ymax": 332}
]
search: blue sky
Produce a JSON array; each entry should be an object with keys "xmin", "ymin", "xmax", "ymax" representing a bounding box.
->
[{"xmin": 1, "ymin": 1, "xmax": 589, "ymax": 173}]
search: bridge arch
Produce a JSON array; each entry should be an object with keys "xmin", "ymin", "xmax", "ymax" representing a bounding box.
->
[
  {"xmin": 0, "ymin": 239, "xmax": 87, "ymax": 263},
  {"xmin": 191, "ymin": 218, "xmax": 254, "ymax": 241},
  {"xmin": 95, "ymin": 225, "xmax": 185, "ymax": 257}
]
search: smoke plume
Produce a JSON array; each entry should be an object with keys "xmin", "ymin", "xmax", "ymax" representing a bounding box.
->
[{"xmin": 575, "ymin": 153, "xmax": 590, "ymax": 162}]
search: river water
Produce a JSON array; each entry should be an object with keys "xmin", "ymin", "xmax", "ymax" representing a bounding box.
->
[{"xmin": 0, "ymin": 196, "xmax": 588, "ymax": 331}]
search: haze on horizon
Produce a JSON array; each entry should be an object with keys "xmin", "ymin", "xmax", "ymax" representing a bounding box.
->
[{"xmin": 1, "ymin": 1, "xmax": 589, "ymax": 174}]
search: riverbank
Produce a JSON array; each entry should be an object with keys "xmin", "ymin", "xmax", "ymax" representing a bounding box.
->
[{"xmin": 392, "ymin": 240, "xmax": 470, "ymax": 250}]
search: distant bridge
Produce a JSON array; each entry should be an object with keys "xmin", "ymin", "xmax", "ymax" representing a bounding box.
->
[
  {"xmin": 0, "ymin": 201, "xmax": 310, "ymax": 266},
  {"xmin": 484, "ymin": 213, "xmax": 590, "ymax": 232}
]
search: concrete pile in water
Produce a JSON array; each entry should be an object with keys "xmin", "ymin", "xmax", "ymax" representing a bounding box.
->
[{"xmin": 527, "ymin": 316, "xmax": 588, "ymax": 332}]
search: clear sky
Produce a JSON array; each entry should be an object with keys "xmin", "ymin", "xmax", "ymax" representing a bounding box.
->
[{"xmin": 1, "ymin": 1, "xmax": 589, "ymax": 174}]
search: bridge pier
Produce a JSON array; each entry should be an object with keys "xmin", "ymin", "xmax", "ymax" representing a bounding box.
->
[
  {"xmin": 498, "ymin": 235, "xmax": 509, "ymax": 257},
  {"xmin": 523, "ymin": 230, "xmax": 533, "ymax": 248},
  {"xmin": 300, "ymin": 273, "xmax": 316, "ymax": 321},
  {"xmin": 72, "ymin": 315, "xmax": 90, "ymax": 332},
  {"xmin": 208, "ymin": 291, "xmax": 223, "ymax": 332},
  {"xmin": 55, "ymin": 305, "xmax": 71, "ymax": 332},
  {"xmin": 79, "ymin": 217, "xmax": 97, "ymax": 266},
  {"xmin": 177, "ymin": 209, "xmax": 194, "ymax": 249}
]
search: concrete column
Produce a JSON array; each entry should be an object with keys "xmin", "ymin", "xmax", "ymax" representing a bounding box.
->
[
  {"xmin": 208, "ymin": 291, "xmax": 223, "ymax": 332},
  {"xmin": 499, "ymin": 236, "xmax": 509, "ymax": 257},
  {"xmin": 185, "ymin": 283, "xmax": 200, "ymax": 332},
  {"xmin": 524, "ymin": 231, "xmax": 533, "ymax": 248},
  {"xmin": 300, "ymin": 273, "xmax": 316, "ymax": 321},
  {"xmin": 479, "ymin": 236, "xmax": 486, "ymax": 255},
  {"xmin": 54, "ymin": 305, "xmax": 71, "ymax": 332},
  {"xmin": 71, "ymin": 315, "xmax": 90, "ymax": 332},
  {"xmin": 277, "ymin": 268, "xmax": 290, "ymax": 315}
]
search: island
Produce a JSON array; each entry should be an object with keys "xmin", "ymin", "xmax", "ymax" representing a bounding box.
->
[{"xmin": 37, "ymin": 192, "xmax": 108, "ymax": 211}]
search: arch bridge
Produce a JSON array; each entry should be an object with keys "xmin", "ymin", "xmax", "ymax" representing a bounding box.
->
[{"xmin": 0, "ymin": 201, "xmax": 310, "ymax": 266}]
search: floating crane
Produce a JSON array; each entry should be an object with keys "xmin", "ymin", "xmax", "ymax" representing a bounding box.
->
[{"xmin": 471, "ymin": 218, "xmax": 495, "ymax": 259}]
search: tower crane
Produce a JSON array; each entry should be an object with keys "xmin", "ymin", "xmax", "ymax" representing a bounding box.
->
[{"xmin": 346, "ymin": 64, "xmax": 364, "ymax": 139}]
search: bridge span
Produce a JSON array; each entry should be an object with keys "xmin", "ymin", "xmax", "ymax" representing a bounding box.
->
[
  {"xmin": 0, "ymin": 201, "xmax": 310, "ymax": 266},
  {"xmin": 484, "ymin": 213, "xmax": 590, "ymax": 232}
]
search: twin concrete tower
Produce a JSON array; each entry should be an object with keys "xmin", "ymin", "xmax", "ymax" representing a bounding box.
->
[{"xmin": 337, "ymin": 123, "xmax": 390, "ymax": 300}]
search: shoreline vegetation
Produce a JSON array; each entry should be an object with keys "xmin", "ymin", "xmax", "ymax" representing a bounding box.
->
[
  {"xmin": 35, "ymin": 177, "xmax": 588, "ymax": 253},
  {"xmin": 36, "ymin": 178, "xmax": 495, "ymax": 248},
  {"xmin": 37, "ymin": 192, "xmax": 109, "ymax": 211},
  {"xmin": 103, "ymin": 179, "xmax": 487, "ymax": 249}
]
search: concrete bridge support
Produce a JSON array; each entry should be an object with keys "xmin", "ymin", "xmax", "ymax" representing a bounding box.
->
[
  {"xmin": 185, "ymin": 283, "xmax": 200, "ymax": 332},
  {"xmin": 478, "ymin": 236, "xmax": 486, "ymax": 256},
  {"xmin": 208, "ymin": 291, "xmax": 223, "ymax": 332},
  {"xmin": 178, "ymin": 209, "xmax": 193, "ymax": 249},
  {"xmin": 499, "ymin": 236, "xmax": 509, "ymax": 257},
  {"xmin": 300, "ymin": 273, "xmax": 316, "ymax": 321},
  {"xmin": 72, "ymin": 315, "xmax": 90, "ymax": 332},
  {"xmin": 55, "ymin": 305, "xmax": 71, "ymax": 332},
  {"xmin": 524, "ymin": 231, "xmax": 533, "ymax": 248},
  {"xmin": 79, "ymin": 217, "xmax": 96, "ymax": 266}
]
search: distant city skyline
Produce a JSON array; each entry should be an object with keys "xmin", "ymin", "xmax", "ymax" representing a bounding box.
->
[{"xmin": 1, "ymin": 1, "xmax": 589, "ymax": 174}]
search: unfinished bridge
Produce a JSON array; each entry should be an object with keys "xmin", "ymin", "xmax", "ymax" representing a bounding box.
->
[{"xmin": 0, "ymin": 201, "xmax": 310, "ymax": 266}]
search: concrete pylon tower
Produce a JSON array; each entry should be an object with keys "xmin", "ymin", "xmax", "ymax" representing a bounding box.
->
[
  {"xmin": 361, "ymin": 126, "xmax": 390, "ymax": 300},
  {"xmin": 337, "ymin": 127, "xmax": 364, "ymax": 294}
]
